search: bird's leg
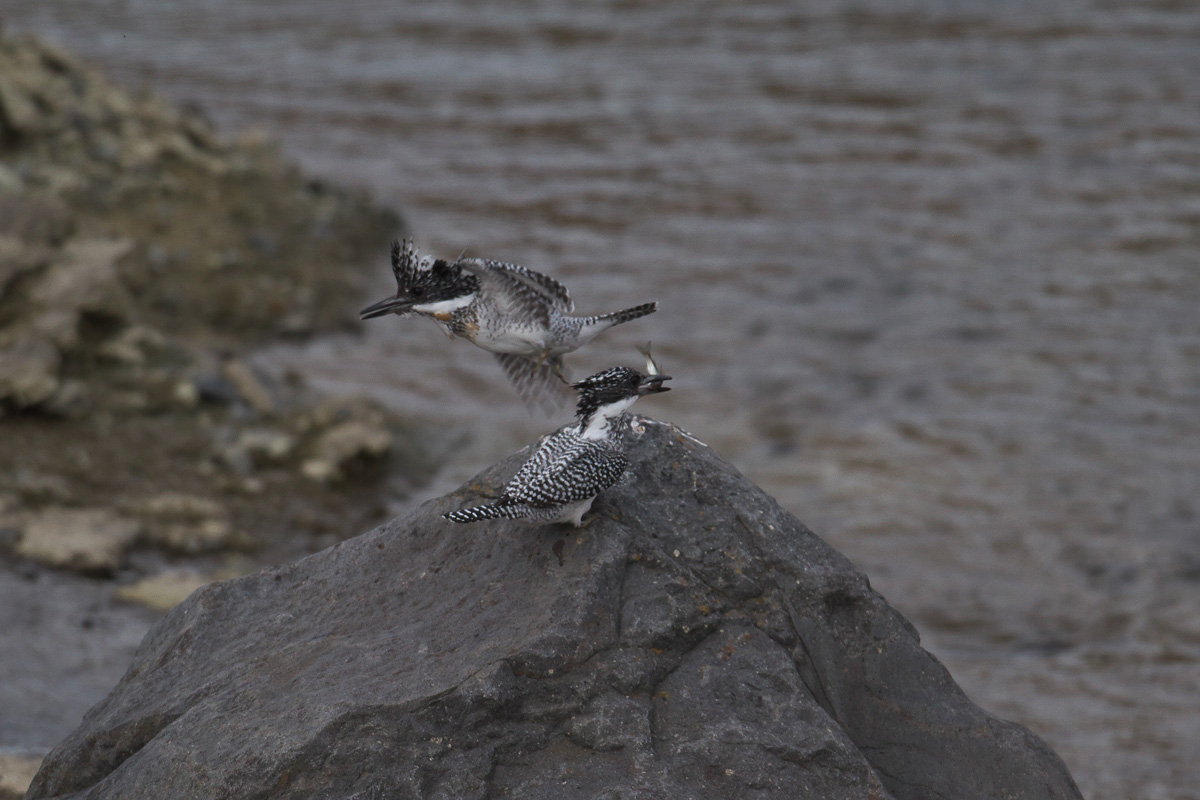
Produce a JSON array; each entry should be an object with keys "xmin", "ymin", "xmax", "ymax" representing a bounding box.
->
[{"xmin": 550, "ymin": 358, "xmax": 569, "ymax": 383}]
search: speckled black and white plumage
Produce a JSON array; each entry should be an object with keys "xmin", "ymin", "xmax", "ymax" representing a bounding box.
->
[
  {"xmin": 444, "ymin": 364, "xmax": 671, "ymax": 527},
  {"xmin": 443, "ymin": 431, "xmax": 628, "ymax": 526},
  {"xmin": 361, "ymin": 239, "xmax": 658, "ymax": 411},
  {"xmin": 361, "ymin": 239, "xmax": 479, "ymax": 315}
]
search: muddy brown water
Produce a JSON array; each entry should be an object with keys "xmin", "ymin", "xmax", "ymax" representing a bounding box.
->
[{"xmin": 6, "ymin": 2, "xmax": 1200, "ymax": 797}]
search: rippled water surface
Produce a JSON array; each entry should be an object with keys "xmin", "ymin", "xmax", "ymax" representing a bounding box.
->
[{"xmin": 7, "ymin": 2, "xmax": 1200, "ymax": 797}]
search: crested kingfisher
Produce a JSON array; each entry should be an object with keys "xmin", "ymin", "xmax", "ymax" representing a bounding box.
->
[
  {"xmin": 360, "ymin": 239, "xmax": 658, "ymax": 409},
  {"xmin": 443, "ymin": 349, "xmax": 671, "ymax": 527}
]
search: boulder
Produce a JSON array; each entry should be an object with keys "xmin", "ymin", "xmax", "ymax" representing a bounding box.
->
[
  {"xmin": 114, "ymin": 570, "xmax": 217, "ymax": 613},
  {"xmin": 0, "ymin": 330, "xmax": 60, "ymax": 409},
  {"xmin": 26, "ymin": 420, "xmax": 1082, "ymax": 800},
  {"xmin": 16, "ymin": 509, "xmax": 141, "ymax": 575},
  {"xmin": 0, "ymin": 753, "xmax": 41, "ymax": 800},
  {"xmin": 30, "ymin": 238, "xmax": 134, "ymax": 333},
  {"xmin": 124, "ymin": 492, "xmax": 241, "ymax": 556}
]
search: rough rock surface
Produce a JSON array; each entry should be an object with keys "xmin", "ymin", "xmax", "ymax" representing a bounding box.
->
[{"xmin": 27, "ymin": 421, "xmax": 1083, "ymax": 800}]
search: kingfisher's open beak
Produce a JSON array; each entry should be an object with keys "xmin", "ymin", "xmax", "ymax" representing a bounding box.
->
[
  {"xmin": 639, "ymin": 374, "xmax": 671, "ymax": 395},
  {"xmin": 359, "ymin": 295, "xmax": 414, "ymax": 320}
]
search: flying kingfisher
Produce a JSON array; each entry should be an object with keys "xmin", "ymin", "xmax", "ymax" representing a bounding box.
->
[
  {"xmin": 443, "ymin": 348, "xmax": 671, "ymax": 527},
  {"xmin": 360, "ymin": 239, "xmax": 658, "ymax": 410}
]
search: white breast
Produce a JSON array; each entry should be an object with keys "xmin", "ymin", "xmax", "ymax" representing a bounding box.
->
[
  {"xmin": 471, "ymin": 326, "xmax": 548, "ymax": 355},
  {"xmin": 413, "ymin": 295, "xmax": 474, "ymax": 315},
  {"xmin": 580, "ymin": 397, "xmax": 637, "ymax": 440}
]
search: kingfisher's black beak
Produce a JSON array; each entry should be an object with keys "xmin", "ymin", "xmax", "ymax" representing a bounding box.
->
[
  {"xmin": 359, "ymin": 295, "xmax": 414, "ymax": 320},
  {"xmin": 639, "ymin": 374, "xmax": 671, "ymax": 395}
]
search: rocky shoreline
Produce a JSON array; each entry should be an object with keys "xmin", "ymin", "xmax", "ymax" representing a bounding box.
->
[
  {"xmin": 0, "ymin": 25, "xmax": 434, "ymax": 792},
  {"xmin": 1, "ymin": 20, "xmax": 1092, "ymax": 800},
  {"xmin": 23, "ymin": 421, "xmax": 1083, "ymax": 800}
]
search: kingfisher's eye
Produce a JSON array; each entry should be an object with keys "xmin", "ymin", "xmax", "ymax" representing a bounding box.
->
[{"xmin": 411, "ymin": 287, "xmax": 424, "ymax": 297}]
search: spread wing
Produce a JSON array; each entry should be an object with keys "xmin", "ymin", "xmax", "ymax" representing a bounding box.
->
[
  {"xmin": 390, "ymin": 238, "xmax": 420, "ymax": 286},
  {"xmin": 507, "ymin": 434, "xmax": 627, "ymax": 507},
  {"xmin": 456, "ymin": 259, "xmax": 574, "ymax": 326},
  {"xmin": 491, "ymin": 261, "xmax": 574, "ymax": 313},
  {"xmin": 492, "ymin": 353, "xmax": 571, "ymax": 413}
]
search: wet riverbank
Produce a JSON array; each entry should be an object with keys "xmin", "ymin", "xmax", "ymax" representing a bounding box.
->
[{"xmin": 0, "ymin": 23, "xmax": 434, "ymax": 790}]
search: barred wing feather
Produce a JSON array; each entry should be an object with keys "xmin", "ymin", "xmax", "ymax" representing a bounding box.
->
[
  {"xmin": 486, "ymin": 260, "xmax": 574, "ymax": 313},
  {"xmin": 508, "ymin": 437, "xmax": 628, "ymax": 507},
  {"xmin": 492, "ymin": 353, "xmax": 569, "ymax": 413},
  {"xmin": 457, "ymin": 259, "xmax": 573, "ymax": 328}
]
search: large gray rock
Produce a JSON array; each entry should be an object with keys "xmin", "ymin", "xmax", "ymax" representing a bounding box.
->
[{"xmin": 27, "ymin": 420, "xmax": 1082, "ymax": 800}]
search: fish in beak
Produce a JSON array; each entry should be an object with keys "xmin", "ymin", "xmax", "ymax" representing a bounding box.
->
[{"xmin": 636, "ymin": 343, "xmax": 671, "ymax": 393}]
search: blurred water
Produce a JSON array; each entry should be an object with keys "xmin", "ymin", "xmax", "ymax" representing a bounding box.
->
[{"xmin": 6, "ymin": 2, "xmax": 1200, "ymax": 797}]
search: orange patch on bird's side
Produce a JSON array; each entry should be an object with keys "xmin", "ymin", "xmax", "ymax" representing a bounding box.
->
[{"xmin": 432, "ymin": 312, "xmax": 453, "ymax": 321}]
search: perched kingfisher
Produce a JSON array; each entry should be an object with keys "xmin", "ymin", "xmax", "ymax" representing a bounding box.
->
[
  {"xmin": 360, "ymin": 239, "xmax": 658, "ymax": 409},
  {"xmin": 443, "ymin": 349, "xmax": 671, "ymax": 527}
]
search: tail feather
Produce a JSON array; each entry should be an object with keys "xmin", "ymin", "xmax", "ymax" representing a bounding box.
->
[
  {"xmin": 576, "ymin": 302, "xmax": 657, "ymax": 342},
  {"xmin": 443, "ymin": 498, "xmax": 528, "ymax": 524},
  {"xmin": 588, "ymin": 301, "xmax": 657, "ymax": 328}
]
